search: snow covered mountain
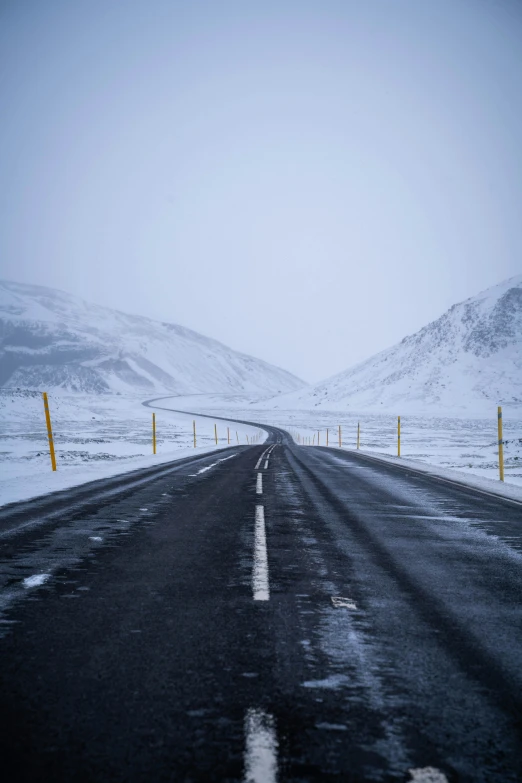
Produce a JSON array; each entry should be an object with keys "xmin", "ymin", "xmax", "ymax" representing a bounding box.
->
[
  {"xmin": 0, "ymin": 280, "xmax": 305, "ymax": 396},
  {"xmin": 256, "ymin": 276, "xmax": 522, "ymax": 416}
]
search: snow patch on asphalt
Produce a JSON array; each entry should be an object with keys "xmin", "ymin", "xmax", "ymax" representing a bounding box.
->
[
  {"xmin": 408, "ymin": 768, "xmax": 449, "ymax": 783},
  {"xmin": 331, "ymin": 596, "xmax": 357, "ymax": 609},
  {"xmin": 302, "ymin": 674, "xmax": 349, "ymax": 689},
  {"xmin": 23, "ymin": 574, "xmax": 50, "ymax": 588}
]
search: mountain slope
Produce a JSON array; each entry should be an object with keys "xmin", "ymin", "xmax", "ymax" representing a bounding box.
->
[
  {"xmin": 0, "ymin": 280, "xmax": 305, "ymax": 396},
  {"xmin": 256, "ymin": 276, "xmax": 522, "ymax": 415}
]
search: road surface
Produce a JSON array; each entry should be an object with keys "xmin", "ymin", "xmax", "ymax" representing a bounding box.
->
[{"xmin": 0, "ymin": 422, "xmax": 521, "ymax": 782}]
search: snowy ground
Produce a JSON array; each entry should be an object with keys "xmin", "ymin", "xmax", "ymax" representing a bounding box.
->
[
  {"xmin": 162, "ymin": 394, "xmax": 522, "ymax": 488},
  {"xmin": 0, "ymin": 390, "xmax": 266, "ymax": 507},
  {"xmin": 1, "ymin": 389, "xmax": 520, "ymax": 508}
]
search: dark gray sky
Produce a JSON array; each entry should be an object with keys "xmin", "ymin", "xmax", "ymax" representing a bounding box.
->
[{"xmin": 1, "ymin": 0, "xmax": 521, "ymax": 382}]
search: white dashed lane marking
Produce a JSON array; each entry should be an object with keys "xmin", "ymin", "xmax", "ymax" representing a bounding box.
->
[
  {"xmin": 255, "ymin": 448, "xmax": 270, "ymax": 470},
  {"xmin": 256, "ymin": 473, "xmax": 263, "ymax": 495},
  {"xmin": 243, "ymin": 707, "xmax": 278, "ymax": 783},
  {"xmin": 253, "ymin": 505, "xmax": 269, "ymax": 601}
]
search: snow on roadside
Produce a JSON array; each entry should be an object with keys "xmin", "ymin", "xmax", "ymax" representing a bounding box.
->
[
  {"xmin": 162, "ymin": 398, "xmax": 522, "ymax": 490},
  {"xmin": 2, "ymin": 389, "xmax": 520, "ymax": 506},
  {"xmin": 0, "ymin": 390, "xmax": 266, "ymax": 507}
]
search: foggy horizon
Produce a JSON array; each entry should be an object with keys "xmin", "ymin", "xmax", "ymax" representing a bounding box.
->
[{"xmin": 1, "ymin": 0, "xmax": 521, "ymax": 383}]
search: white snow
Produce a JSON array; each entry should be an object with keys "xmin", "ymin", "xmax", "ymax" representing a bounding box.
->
[
  {"xmin": 0, "ymin": 279, "xmax": 304, "ymax": 396},
  {"xmin": 0, "ymin": 390, "xmax": 266, "ymax": 507},
  {"xmin": 408, "ymin": 769, "xmax": 449, "ymax": 783},
  {"xmin": 23, "ymin": 574, "xmax": 50, "ymax": 588},
  {"xmin": 160, "ymin": 397, "xmax": 522, "ymax": 492},
  {"xmin": 1, "ymin": 274, "xmax": 520, "ymax": 506},
  {"xmin": 253, "ymin": 275, "xmax": 522, "ymax": 417}
]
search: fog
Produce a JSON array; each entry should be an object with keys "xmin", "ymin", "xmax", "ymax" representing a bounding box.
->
[{"xmin": 1, "ymin": 0, "xmax": 521, "ymax": 382}]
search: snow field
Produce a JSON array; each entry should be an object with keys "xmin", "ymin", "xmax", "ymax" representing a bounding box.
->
[
  {"xmin": 280, "ymin": 410, "xmax": 522, "ymax": 486},
  {"xmin": 2, "ymin": 389, "xmax": 521, "ymax": 507},
  {"xmin": 0, "ymin": 390, "xmax": 266, "ymax": 506},
  {"xmin": 165, "ymin": 397, "xmax": 522, "ymax": 488}
]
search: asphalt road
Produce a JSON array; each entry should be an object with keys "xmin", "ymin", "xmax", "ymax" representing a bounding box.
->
[{"xmin": 0, "ymin": 423, "xmax": 521, "ymax": 782}]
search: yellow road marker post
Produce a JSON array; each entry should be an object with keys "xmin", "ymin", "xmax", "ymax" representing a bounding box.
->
[
  {"xmin": 227, "ymin": 426, "xmax": 230, "ymax": 445},
  {"xmin": 236, "ymin": 431, "xmax": 239, "ymax": 444},
  {"xmin": 193, "ymin": 419, "xmax": 196, "ymax": 448},
  {"xmin": 152, "ymin": 413, "xmax": 156, "ymax": 454},
  {"xmin": 498, "ymin": 406, "xmax": 504, "ymax": 481},
  {"xmin": 214, "ymin": 424, "xmax": 218, "ymax": 445},
  {"xmin": 42, "ymin": 392, "xmax": 57, "ymax": 471},
  {"xmin": 318, "ymin": 431, "xmax": 320, "ymax": 446},
  {"xmin": 397, "ymin": 416, "xmax": 401, "ymax": 457},
  {"xmin": 246, "ymin": 434, "xmax": 250, "ymax": 444},
  {"xmin": 326, "ymin": 428, "xmax": 329, "ymax": 447},
  {"xmin": 313, "ymin": 433, "xmax": 315, "ymax": 445},
  {"xmin": 338, "ymin": 425, "xmax": 342, "ymax": 448},
  {"xmin": 357, "ymin": 422, "xmax": 360, "ymax": 449}
]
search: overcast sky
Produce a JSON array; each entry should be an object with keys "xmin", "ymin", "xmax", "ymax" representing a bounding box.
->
[{"xmin": 1, "ymin": 0, "xmax": 521, "ymax": 382}]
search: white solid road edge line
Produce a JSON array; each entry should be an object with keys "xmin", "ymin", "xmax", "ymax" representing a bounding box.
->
[
  {"xmin": 256, "ymin": 473, "xmax": 263, "ymax": 495},
  {"xmin": 253, "ymin": 505, "xmax": 269, "ymax": 601},
  {"xmin": 243, "ymin": 707, "xmax": 278, "ymax": 783}
]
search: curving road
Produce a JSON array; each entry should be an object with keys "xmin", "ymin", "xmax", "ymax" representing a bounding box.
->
[{"xmin": 0, "ymin": 414, "xmax": 521, "ymax": 782}]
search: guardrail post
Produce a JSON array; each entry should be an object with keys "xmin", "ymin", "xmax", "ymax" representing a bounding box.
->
[
  {"xmin": 42, "ymin": 392, "xmax": 57, "ymax": 471},
  {"xmin": 498, "ymin": 406, "xmax": 504, "ymax": 481}
]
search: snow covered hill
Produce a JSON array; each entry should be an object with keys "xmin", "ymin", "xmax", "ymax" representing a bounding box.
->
[
  {"xmin": 0, "ymin": 280, "xmax": 304, "ymax": 396},
  {"xmin": 256, "ymin": 276, "xmax": 522, "ymax": 416}
]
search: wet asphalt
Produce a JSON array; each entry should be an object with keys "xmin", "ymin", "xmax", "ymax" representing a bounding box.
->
[{"xmin": 0, "ymin": 426, "xmax": 521, "ymax": 782}]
